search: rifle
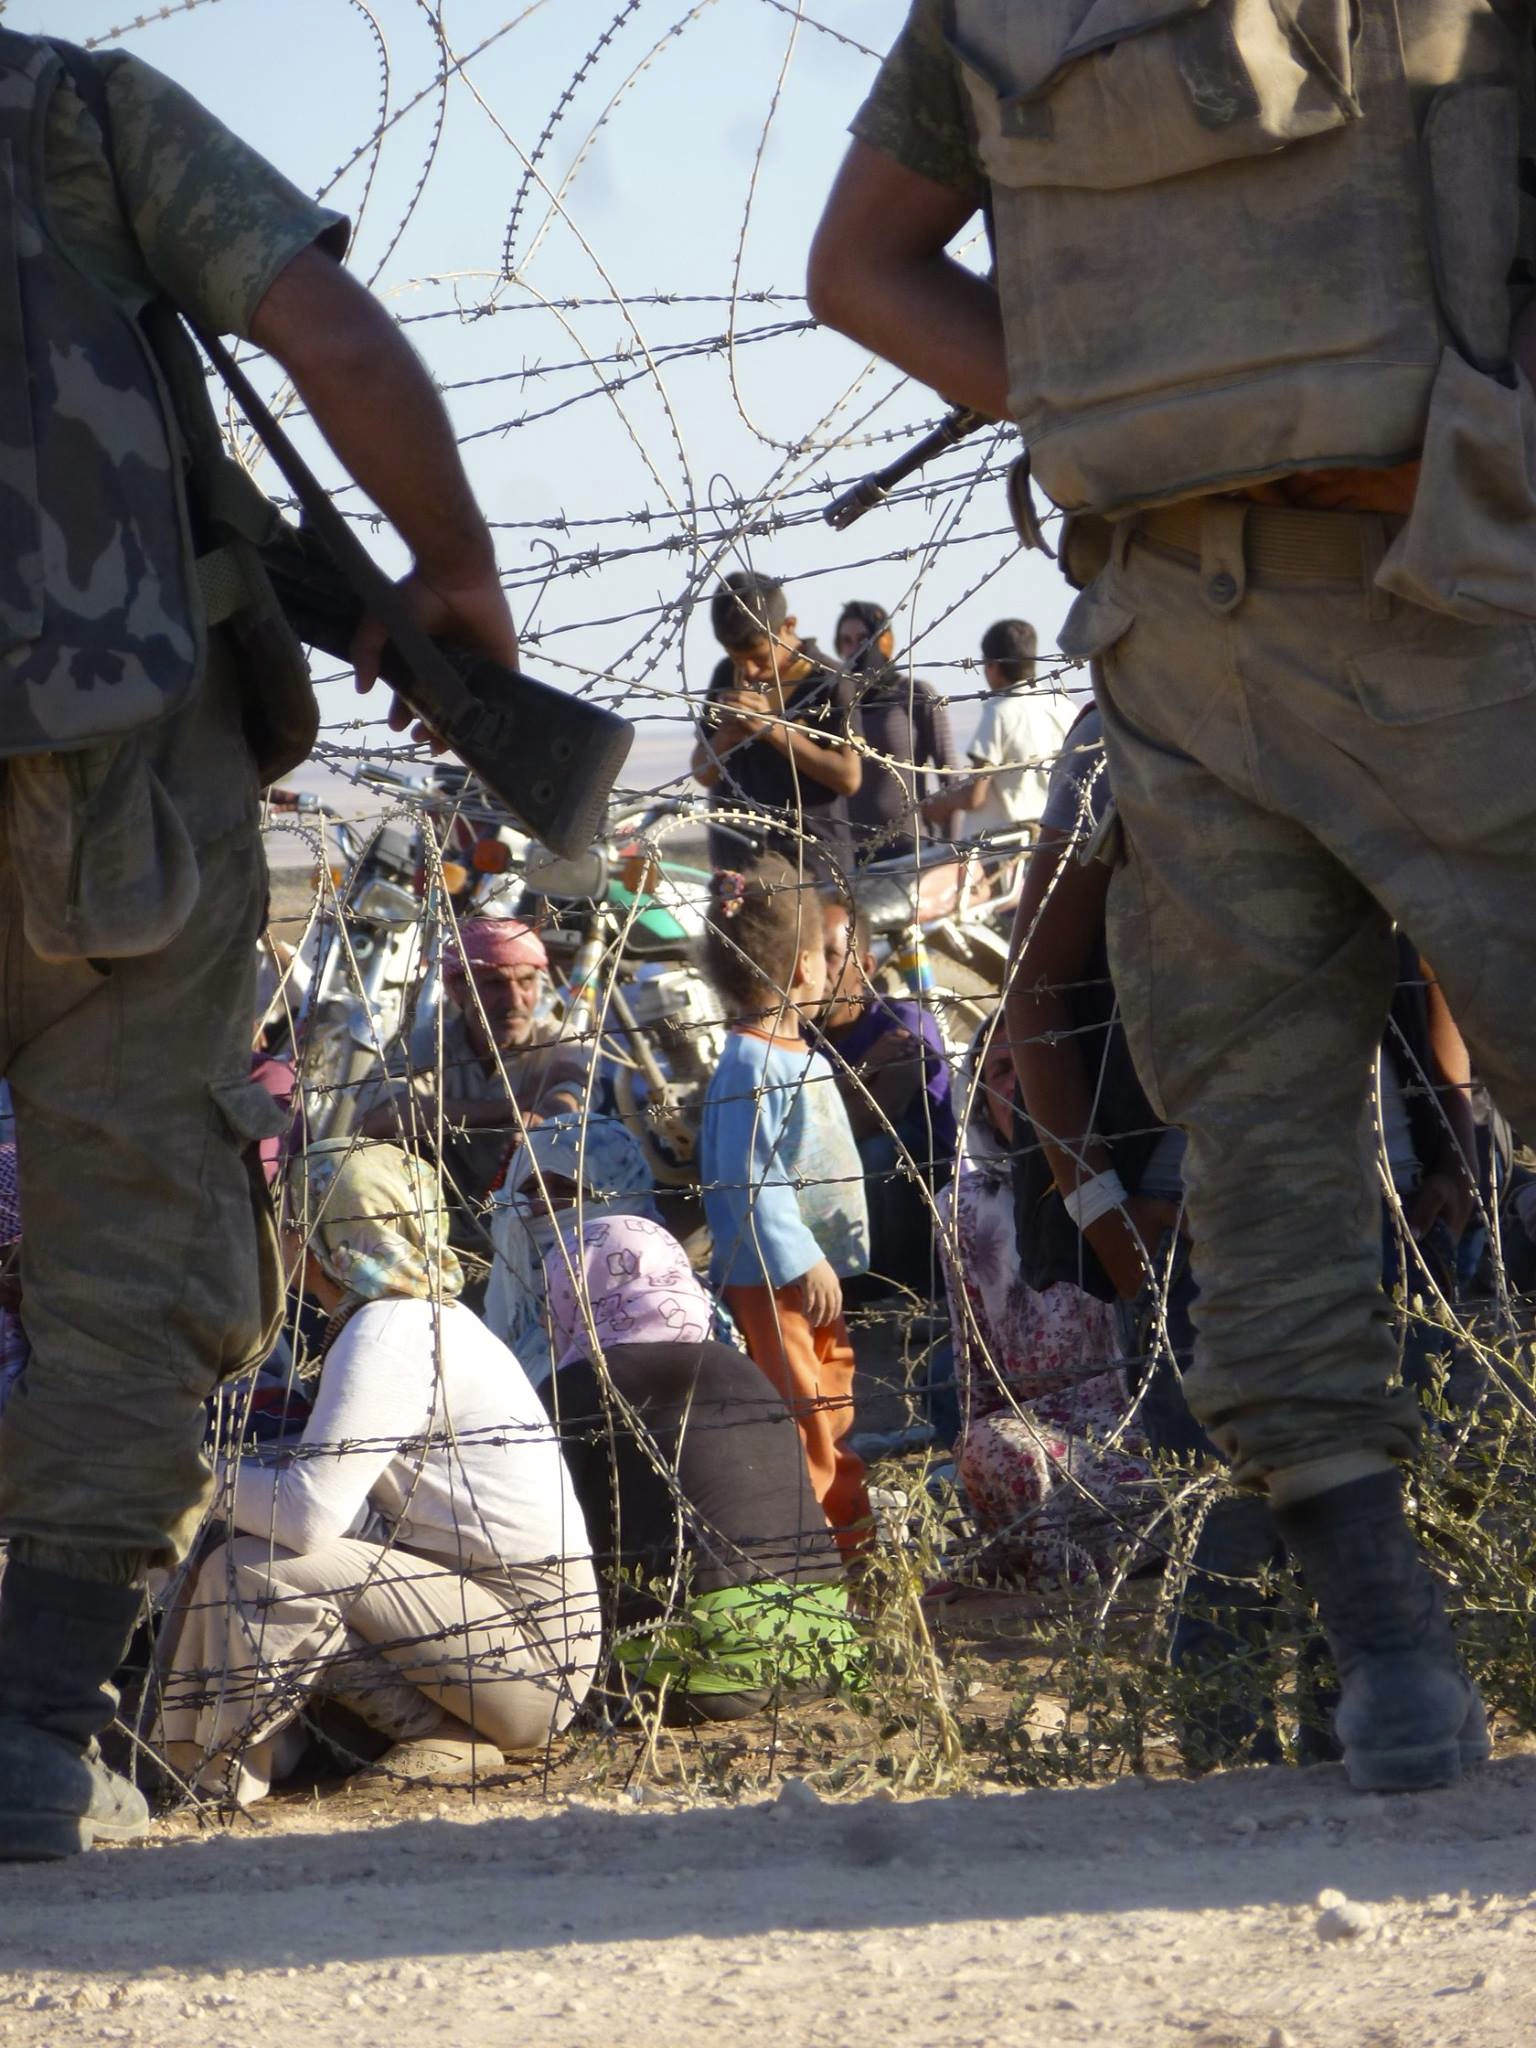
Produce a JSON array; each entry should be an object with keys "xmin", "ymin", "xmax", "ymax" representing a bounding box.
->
[
  {"xmin": 195, "ymin": 324, "xmax": 635, "ymax": 861},
  {"xmin": 823, "ymin": 406, "xmax": 987, "ymax": 530}
]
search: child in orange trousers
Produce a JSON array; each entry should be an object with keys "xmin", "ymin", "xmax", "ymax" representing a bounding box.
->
[
  {"xmin": 699, "ymin": 855, "xmax": 872, "ymax": 1554},
  {"xmin": 722, "ymin": 1279, "xmax": 865, "ymax": 1546}
]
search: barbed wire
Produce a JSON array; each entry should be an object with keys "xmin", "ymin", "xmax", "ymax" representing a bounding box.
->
[{"xmin": 26, "ymin": 0, "xmax": 1532, "ymax": 1817}]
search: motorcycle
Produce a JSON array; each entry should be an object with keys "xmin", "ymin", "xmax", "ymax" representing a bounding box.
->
[
  {"xmin": 270, "ymin": 753, "xmax": 560, "ymax": 1143},
  {"xmin": 851, "ymin": 823, "xmax": 1035, "ymax": 1051}
]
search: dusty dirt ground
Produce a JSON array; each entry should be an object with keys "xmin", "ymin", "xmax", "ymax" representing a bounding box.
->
[
  {"xmin": 3, "ymin": 1745, "xmax": 1536, "ymax": 2048},
  {"xmin": 143, "ymin": 856, "xmax": 1534, "ymax": 2043}
]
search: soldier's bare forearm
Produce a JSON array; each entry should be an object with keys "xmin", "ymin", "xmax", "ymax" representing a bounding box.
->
[
  {"xmin": 250, "ymin": 246, "xmax": 495, "ymax": 589},
  {"xmin": 807, "ymin": 141, "xmax": 1008, "ymax": 421}
]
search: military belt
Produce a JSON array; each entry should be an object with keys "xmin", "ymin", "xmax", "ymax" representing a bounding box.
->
[{"xmin": 1136, "ymin": 500, "xmax": 1403, "ymax": 583}]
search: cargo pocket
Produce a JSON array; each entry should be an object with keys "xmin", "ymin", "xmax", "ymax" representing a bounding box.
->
[
  {"xmin": 208, "ymin": 1076, "xmax": 290, "ymax": 1379},
  {"xmin": 2, "ymin": 741, "xmax": 201, "ymax": 965},
  {"xmin": 1347, "ymin": 621, "xmax": 1536, "ymax": 727},
  {"xmin": 950, "ymin": 0, "xmax": 1357, "ymax": 193},
  {"xmin": 1375, "ymin": 349, "xmax": 1536, "ymax": 627}
]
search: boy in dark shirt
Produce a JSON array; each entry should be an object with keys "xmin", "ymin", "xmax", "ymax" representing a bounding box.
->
[{"xmin": 691, "ymin": 572, "xmax": 861, "ymax": 878}]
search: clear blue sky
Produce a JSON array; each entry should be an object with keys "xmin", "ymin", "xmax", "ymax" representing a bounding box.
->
[{"xmin": 28, "ymin": 2, "xmax": 1078, "ymax": 799}]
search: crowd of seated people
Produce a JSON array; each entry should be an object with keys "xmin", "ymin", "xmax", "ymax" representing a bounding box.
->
[
  {"xmin": 149, "ymin": 1123, "xmax": 866, "ymax": 1794},
  {"xmin": 8, "ymin": 575, "xmax": 1504, "ymax": 1805}
]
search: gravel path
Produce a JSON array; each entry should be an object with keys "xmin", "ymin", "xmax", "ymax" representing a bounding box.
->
[{"xmin": 4, "ymin": 1754, "xmax": 1536, "ymax": 2047}]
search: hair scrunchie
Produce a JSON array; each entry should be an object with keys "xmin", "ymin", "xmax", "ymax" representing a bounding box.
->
[{"xmin": 713, "ymin": 869, "xmax": 748, "ymax": 920}]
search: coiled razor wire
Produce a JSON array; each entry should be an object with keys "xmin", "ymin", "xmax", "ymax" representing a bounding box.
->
[{"xmin": 9, "ymin": 0, "xmax": 1530, "ymax": 1810}]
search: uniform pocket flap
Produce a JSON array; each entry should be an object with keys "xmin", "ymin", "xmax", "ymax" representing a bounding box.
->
[
  {"xmin": 211, "ymin": 1075, "xmax": 293, "ymax": 1146},
  {"xmin": 952, "ymin": 0, "xmax": 1355, "ymax": 190},
  {"xmin": 1347, "ymin": 629, "xmax": 1536, "ymax": 727},
  {"xmin": 949, "ymin": 0, "xmax": 1208, "ymax": 108},
  {"xmin": 1058, "ymin": 578, "xmax": 1135, "ymax": 661}
]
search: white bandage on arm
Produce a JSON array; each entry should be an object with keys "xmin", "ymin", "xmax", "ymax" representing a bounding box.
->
[{"xmin": 1060, "ymin": 1168, "xmax": 1129, "ymax": 1231}]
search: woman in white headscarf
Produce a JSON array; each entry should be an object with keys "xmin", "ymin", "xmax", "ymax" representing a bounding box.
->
[
  {"xmin": 156, "ymin": 1139, "xmax": 600, "ymax": 1803},
  {"xmin": 483, "ymin": 1112, "xmax": 661, "ymax": 1384}
]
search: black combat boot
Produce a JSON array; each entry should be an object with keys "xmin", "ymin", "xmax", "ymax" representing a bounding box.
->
[
  {"xmin": 0, "ymin": 1559, "xmax": 151, "ymax": 1859},
  {"xmin": 1273, "ymin": 1472, "xmax": 1488, "ymax": 1794}
]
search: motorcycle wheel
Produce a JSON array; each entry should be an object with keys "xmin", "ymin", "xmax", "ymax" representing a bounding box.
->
[
  {"xmin": 909, "ymin": 951, "xmax": 1001, "ymax": 1055},
  {"xmin": 610, "ymin": 1060, "xmax": 703, "ymax": 1190}
]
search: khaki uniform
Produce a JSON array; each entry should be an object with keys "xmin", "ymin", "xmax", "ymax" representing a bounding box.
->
[
  {"xmin": 0, "ymin": 53, "xmax": 344, "ymax": 1579},
  {"xmin": 857, "ymin": 2, "xmax": 1536, "ymax": 1481}
]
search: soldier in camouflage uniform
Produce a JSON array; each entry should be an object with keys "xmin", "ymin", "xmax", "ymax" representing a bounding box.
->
[
  {"xmin": 809, "ymin": 0, "xmax": 1536, "ymax": 1790},
  {"xmin": 0, "ymin": 36, "xmax": 517, "ymax": 1858}
]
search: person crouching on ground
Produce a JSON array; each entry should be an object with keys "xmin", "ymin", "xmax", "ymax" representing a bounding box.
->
[
  {"xmin": 541, "ymin": 1211, "xmax": 864, "ymax": 1719},
  {"xmin": 937, "ymin": 1025, "xmax": 1152, "ymax": 1587},
  {"xmin": 698, "ymin": 855, "xmax": 872, "ymax": 1554},
  {"xmin": 155, "ymin": 1139, "xmax": 599, "ymax": 1802}
]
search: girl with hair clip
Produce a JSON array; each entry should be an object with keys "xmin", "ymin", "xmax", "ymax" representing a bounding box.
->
[{"xmin": 698, "ymin": 855, "xmax": 872, "ymax": 1554}]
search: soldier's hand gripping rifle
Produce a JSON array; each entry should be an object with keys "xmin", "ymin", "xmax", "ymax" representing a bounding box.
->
[
  {"xmin": 195, "ymin": 323, "xmax": 634, "ymax": 860},
  {"xmin": 823, "ymin": 405, "xmax": 986, "ymax": 529}
]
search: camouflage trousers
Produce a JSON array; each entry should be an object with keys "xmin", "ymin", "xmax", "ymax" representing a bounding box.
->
[
  {"xmin": 0, "ymin": 815, "xmax": 284, "ymax": 1582},
  {"xmin": 1068, "ymin": 499, "xmax": 1536, "ymax": 1485}
]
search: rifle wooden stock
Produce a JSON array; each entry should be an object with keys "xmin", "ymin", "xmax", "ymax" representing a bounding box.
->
[
  {"xmin": 261, "ymin": 520, "xmax": 634, "ymax": 859},
  {"xmin": 190, "ymin": 319, "xmax": 633, "ymax": 859}
]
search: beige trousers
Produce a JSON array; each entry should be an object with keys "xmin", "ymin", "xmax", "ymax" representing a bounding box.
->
[
  {"xmin": 1070, "ymin": 499, "xmax": 1536, "ymax": 1483},
  {"xmin": 0, "ymin": 817, "xmax": 283, "ymax": 1580},
  {"xmin": 156, "ymin": 1534, "xmax": 600, "ymax": 1803}
]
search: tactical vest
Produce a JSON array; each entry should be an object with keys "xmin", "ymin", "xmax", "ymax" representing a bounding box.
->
[
  {"xmin": 0, "ymin": 32, "xmax": 206, "ymax": 751},
  {"xmin": 951, "ymin": 0, "xmax": 1536, "ymax": 516},
  {"xmin": 0, "ymin": 33, "xmax": 316, "ymax": 781}
]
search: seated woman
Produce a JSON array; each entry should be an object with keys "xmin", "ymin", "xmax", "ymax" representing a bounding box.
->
[
  {"xmin": 541, "ymin": 1211, "xmax": 863, "ymax": 1720},
  {"xmin": 937, "ymin": 1026, "xmax": 1151, "ymax": 1586},
  {"xmin": 484, "ymin": 1112, "xmax": 661, "ymax": 1386},
  {"xmin": 156, "ymin": 1139, "xmax": 600, "ymax": 1802}
]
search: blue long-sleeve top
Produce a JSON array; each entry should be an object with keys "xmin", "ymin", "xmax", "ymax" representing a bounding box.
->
[{"xmin": 700, "ymin": 1027, "xmax": 871, "ymax": 1291}]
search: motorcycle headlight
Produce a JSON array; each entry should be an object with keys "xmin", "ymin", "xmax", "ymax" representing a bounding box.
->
[{"xmin": 350, "ymin": 878, "xmax": 422, "ymax": 928}]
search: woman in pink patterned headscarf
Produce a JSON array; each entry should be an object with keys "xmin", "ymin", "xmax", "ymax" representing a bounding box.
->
[
  {"xmin": 543, "ymin": 1213, "xmax": 713, "ymax": 1373},
  {"xmin": 537, "ymin": 1209, "xmax": 862, "ymax": 1722}
]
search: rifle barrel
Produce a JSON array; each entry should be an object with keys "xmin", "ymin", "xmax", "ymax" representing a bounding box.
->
[{"xmin": 823, "ymin": 407, "xmax": 988, "ymax": 530}]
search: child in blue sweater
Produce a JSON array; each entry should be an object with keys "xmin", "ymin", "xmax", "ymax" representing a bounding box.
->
[{"xmin": 699, "ymin": 854, "xmax": 871, "ymax": 1547}]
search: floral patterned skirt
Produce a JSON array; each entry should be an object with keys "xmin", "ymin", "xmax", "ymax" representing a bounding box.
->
[{"xmin": 957, "ymin": 1388, "xmax": 1153, "ymax": 1585}]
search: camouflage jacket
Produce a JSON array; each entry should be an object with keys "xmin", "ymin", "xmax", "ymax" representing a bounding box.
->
[
  {"xmin": 0, "ymin": 33, "xmax": 346, "ymax": 760},
  {"xmin": 0, "ymin": 36, "xmax": 346, "ymax": 959}
]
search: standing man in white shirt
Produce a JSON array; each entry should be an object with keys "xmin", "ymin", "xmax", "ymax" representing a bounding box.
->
[{"xmin": 924, "ymin": 620, "xmax": 1070, "ymax": 843}]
